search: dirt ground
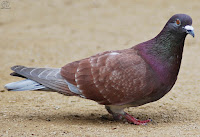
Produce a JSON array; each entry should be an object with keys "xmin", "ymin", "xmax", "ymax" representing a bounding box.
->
[{"xmin": 0, "ymin": 0, "xmax": 200, "ymax": 136}]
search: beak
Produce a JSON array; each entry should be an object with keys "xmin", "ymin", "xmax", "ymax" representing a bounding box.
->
[{"xmin": 184, "ymin": 25, "xmax": 195, "ymax": 37}]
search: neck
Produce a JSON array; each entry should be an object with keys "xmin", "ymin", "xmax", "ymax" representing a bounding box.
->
[{"xmin": 134, "ymin": 30, "xmax": 186, "ymax": 84}]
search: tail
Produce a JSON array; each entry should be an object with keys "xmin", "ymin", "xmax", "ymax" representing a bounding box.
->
[
  {"xmin": 5, "ymin": 79, "xmax": 47, "ymax": 91},
  {"xmin": 4, "ymin": 65, "xmax": 73, "ymax": 95}
]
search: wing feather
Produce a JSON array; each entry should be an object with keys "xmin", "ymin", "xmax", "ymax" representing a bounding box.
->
[{"xmin": 61, "ymin": 50, "xmax": 149, "ymax": 105}]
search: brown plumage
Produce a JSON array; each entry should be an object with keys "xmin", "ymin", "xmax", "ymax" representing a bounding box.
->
[
  {"xmin": 5, "ymin": 14, "xmax": 194, "ymax": 125},
  {"xmin": 61, "ymin": 49, "xmax": 155, "ymax": 106}
]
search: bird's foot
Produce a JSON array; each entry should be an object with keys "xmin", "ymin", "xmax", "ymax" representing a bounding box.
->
[
  {"xmin": 124, "ymin": 113, "xmax": 152, "ymax": 125},
  {"xmin": 111, "ymin": 113, "xmax": 152, "ymax": 125},
  {"xmin": 105, "ymin": 106, "xmax": 151, "ymax": 125}
]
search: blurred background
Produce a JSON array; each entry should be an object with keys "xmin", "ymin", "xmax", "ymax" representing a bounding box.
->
[{"xmin": 0, "ymin": 0, "xmax": 200, "ymax": 136}]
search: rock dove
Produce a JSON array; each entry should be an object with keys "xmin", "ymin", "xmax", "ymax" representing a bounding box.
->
[{"xmin": 4, "ymin": 14, "xmax": 194, "ymax": 125}]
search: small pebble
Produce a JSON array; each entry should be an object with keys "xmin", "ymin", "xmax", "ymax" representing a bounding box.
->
[
  {"xmin": 46, "ymin": 118, "xmax": 51, "ymax": 121},
  {"xmin": 0, "ymin": 89, "xmax": 5, "ymax": 92},
  {"xmin": 125, "ymin": 122, "xmax": 129, "ymax": 124},
  {"xmin": 9, "ymin": 101, "xmax": 16, "ymax": 103},
  {"xmin": 52, "ymin": 132, "xmax": 57, "ymax": 135},
  {"xmin": 54, "ymin": 106, "xmax": 60, "ymax": 110}
]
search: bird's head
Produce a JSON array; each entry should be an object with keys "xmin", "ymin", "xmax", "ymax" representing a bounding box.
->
[{"xmin": 165, "ymin": 14, "xmax": 194, "ymax": 37}]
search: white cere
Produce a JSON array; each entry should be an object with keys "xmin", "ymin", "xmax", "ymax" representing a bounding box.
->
[{"xmin": 184, "ymin": 25, "xmax": 194, "ymax": 31}]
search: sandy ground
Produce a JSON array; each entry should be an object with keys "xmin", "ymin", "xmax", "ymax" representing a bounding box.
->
[{"xmin": 0, "ymin": 0, "xmax": 200, "ymax": 136}]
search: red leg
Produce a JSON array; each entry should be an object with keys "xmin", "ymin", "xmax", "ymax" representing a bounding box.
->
[
  {"xmin": 124, "ymin": 113, "xmax": 152, "ymax": 125},
  {"xmin": 105, "ymin": 106, "xmax": 151, "ymax": 125}
]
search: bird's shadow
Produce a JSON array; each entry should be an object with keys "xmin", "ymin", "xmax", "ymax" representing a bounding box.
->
[
  {"xmin": 10, "ymin": 106, "xmax": 193, "ymax": 126},
  {"xmin": 12, "ymin": 112, "xmax": 115, "ymax": 126}
]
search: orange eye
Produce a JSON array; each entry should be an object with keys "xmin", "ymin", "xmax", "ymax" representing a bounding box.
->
[{"xmin": 176, "ymin": 19, "xmax": 181, "ymax": 25}]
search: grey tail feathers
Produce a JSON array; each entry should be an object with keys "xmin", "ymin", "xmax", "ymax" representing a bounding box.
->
[
  {"xmin": 5, "ymin": 79, "xmax": 47, "ymax": 91},
  {"xmin": 4, "ymin": 65, "xmax": 72, "ymax": 95}
]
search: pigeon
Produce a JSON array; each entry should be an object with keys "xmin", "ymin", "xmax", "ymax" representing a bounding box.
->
[{"xmin": 4, "ymin": 14, "xmax": 194, "ymax": 125}]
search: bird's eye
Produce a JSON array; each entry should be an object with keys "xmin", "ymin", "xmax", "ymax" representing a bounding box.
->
[{"xmin": 175, "ymin": 19, "xmax": 181, "ymax": 26}]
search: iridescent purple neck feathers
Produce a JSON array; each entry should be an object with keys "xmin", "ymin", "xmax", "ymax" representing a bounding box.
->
[{"xmin": 134, "ymin": 14, "xmax": 193, "ymax": 84}]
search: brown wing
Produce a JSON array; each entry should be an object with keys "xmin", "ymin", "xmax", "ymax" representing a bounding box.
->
[{"xmin": 61, "ymin": 49, "xmax": 148, "ymax": 105}]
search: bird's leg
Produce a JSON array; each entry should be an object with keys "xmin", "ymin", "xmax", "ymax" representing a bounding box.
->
[
  {"xmin": 123, "ymin": 113, "xmax": 152, "ymax": 125},
  {"xmin": 105, "ymin": 105, "xmax": 123, "ymax": 120},
  {"xmin": 105, "ymin": 105, "xmax": 152, "ymax": 125}
]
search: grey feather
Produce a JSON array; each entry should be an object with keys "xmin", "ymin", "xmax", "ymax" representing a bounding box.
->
[
  {"xmin": 7, "ymin": 65, "xmax": 74, "ymax": 95},
  {"xmin": 65, "ymin": 80, "xmax": 82, "ymax": 95},
  {"xmin": 4, "ymin": 79, "xmax": 46, "ymax": 91}
]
